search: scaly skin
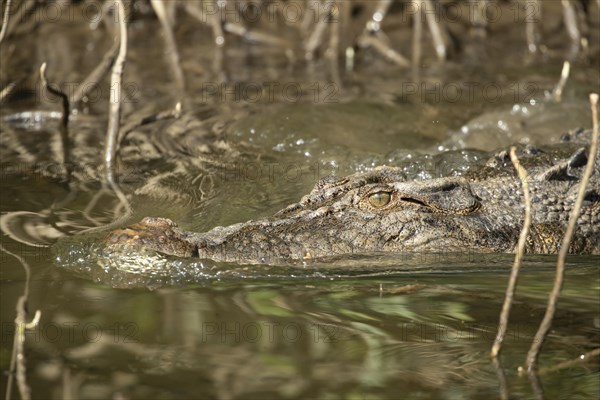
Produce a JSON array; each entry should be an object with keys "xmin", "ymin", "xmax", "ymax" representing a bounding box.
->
[{"xmin": 104, "ymin": 135, "xmax": 600, "ymax": 265}]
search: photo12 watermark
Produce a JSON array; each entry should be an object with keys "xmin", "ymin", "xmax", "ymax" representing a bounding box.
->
[
  {"xmin": 1, "ymin": 161, "xmax": 145, "ymax": 184},
  {"xmin": 2, "ymin": 0, "xmax": 543, "ymax": 26},
  {"xmin": 200, "ymin": 81, "xmax": 339, "ymax": 104},
  {"xmin": 1, "ymin": 321, "xmax": 140, "ymax": 345},
  {"xmin": 198, "ymin": 321, "xmax": 347, "ymax": 344},
  {"xmin": 398, "ymin": 81, "xmax": 541, "ymax": 104},
  {"xmin": 36, "ymin": 81, "xmax": 141, "ymax": 104}
]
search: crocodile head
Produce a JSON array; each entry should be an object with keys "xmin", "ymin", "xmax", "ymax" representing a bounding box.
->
[{"xmin": 105, "ymin": 166, "xmax": 519, "ymax": 264}]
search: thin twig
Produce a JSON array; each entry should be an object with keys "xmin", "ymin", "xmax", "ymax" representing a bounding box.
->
[
  {"xmin": 358, "ymin": 32, "xmax": 410, "ymax": 67},
  {"xmin": 336, "ymin": 0, "xmax": 351, "ymax": 56},
  {"xmin": 223, "ymin": 22, "xmax": 289, "ymax": 47},
  {"xmin": 491, "ymin": 146, "xmax": 533, "ymax": 358},
  {"xmin": 99, "ymin": 0, "xmax": 133, "ymax": 218},
  {"xmin": 208, "ymin": 0, "xmax": 225, "ymax": 47},
  {"xmin": 366, "ymin": 0, "xmax": 393, "ymax": 33},
  {"xmin": 374, "ymin": 0, "xmax": 393, "ymax": 19},
  {"xmin": 2, "ymin": 0, "xmax": 37, "ymax": 39},
  {"xmin": 0, "ymin": 0, "xmax": 13, "ymax": 43},
  {"xmin": 89, "ymin": 0, "xmax": 115, "ymax": 30},
  {"xmin": 40, "ymin": 62, "xmax": 71, "ymax": 178},
  {"xmin": 70, "ymin": 38, "xmax": 120, "ymax": 106},
  {"xmin": 561, "ymin": 0, "xmax": 580, "ymax": 44},
  {"xmin": 525, "ymin": 93, "xmax": 600, "ymax": 372},
  {"xmin": 150, "ymin": 0, "xmax": 185, "ymax": 93},
  {"xmin": 104, "ymin": 0, "xmax": 128, "ymax": 184},
  {"xmin": 186, "ymin": 0, "xmax": 287, "ymax": 47},
  {"xmin": 305, "ymin": 4, "xmax": 331, "ymax": 61},
  {"xmin": 1, "ymin": 244, "xmax": 42, "ymax": 400},
  {"xmin": 412, "ymin": 2, "xmax": 423, "ymax": 68},
  {"xmin": 184, "ymin": 0, "xmax": 223, "ymax": 47},
  {"xmin": 525, "ymin": 0, "xmax": 540, "ymax": 53},
  {"xmin": 327, "ymin": 2, "xmax": 342, "ymax": 90},
  {"xmin": 423, "ymin": 0, "xmax": 446, "ymax": 60},
  {"xmin": 40, "ymin": 63, "xmax": 69, "ymax": 132},
  {"xmin": 552, "ymin": 61, "xmax": 570, "ymax": 102},
  {"xmin": 473, "ymin": 0, "xmax": 488, "ymax": 31},
  {"xmin": 355, "ymin": 0, "xmax": 409, "ymax": 67},
  {"xmin": 299, "ymin": 0, "xmax": 316, "ymax": 35},
  {"xmin": 345, "ymin": 46, "xmax": 354, "ymax": 71},
  {"xmin": 2, "ymin": 0, "xmax": 35, "ymax": 38},
  {"xmin": 327, "ymin": 1, "xmax": 339, "ymax": 60},
  {"xmin": 0, "ymin": 81, "xmax": 16, "ymax": 102}
]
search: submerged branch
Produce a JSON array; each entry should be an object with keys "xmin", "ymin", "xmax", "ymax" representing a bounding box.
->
[{"xmin": 525, "ymin": 93, "xmax": 600, "ymax": 372}]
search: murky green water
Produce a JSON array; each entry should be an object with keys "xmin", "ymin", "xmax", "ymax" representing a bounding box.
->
[{"xmin": 1, "ymin": 1, "xmax": 600, "ymax": 399}]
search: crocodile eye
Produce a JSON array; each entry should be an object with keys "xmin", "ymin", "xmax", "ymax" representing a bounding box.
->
[{"xmin": 368, "ymin": 191, "xmax": 391, "ymax": 208}]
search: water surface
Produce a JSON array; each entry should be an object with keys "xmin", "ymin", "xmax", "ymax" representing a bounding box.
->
[{"xmin": 1, "ymin": 2, "xmax": 599, "ymax": 398}]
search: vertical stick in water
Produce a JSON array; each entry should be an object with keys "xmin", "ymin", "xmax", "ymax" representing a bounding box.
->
[
  {"xmin": 104, "ymin": 0, "xmax": 128, "ymax": 184},
  {"xmin": 525, "ymin": 0, "xmax": 540, "ymax": 53},
  {"xmin": 525, "ymin": 93, "xmax": 599, "ymax": 372},
  {"xmin": 491, "ymin": 147, "xmax": 533, "ymax": 358}
]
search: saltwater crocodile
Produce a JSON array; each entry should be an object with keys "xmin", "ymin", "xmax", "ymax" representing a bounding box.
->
[{"xmin": 104, "ymin": 131, "xmax": 600, "ymax": 264}]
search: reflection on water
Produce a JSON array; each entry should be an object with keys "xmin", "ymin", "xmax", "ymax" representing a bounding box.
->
[
  {"xmin": 1, "ymin": 1, "xmax": 599, "ymax": 398},
  {"xmin": 2, "ymin": 251, "xmax": 598, "ymax": 399}
]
